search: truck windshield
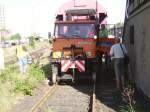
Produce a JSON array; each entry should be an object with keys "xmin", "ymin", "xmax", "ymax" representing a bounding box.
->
[{"xmin": 54, "ymin": 24, "xmax": 95, "ymax": 38}]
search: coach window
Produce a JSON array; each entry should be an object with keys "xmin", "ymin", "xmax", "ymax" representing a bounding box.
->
[{"xmin": 129, "ymin": 25, "xmax": 134, "ymax": 45}]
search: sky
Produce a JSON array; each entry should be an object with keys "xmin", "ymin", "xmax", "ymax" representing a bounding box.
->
[{"xmin": 0, "ymin": 0, "xmax": 126, "ymax": 37}]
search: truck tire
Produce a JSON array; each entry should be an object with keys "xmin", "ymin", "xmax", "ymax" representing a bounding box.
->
[{"xmin": 52, "ymin": 64, "xmax": 58, "ymax": 84}]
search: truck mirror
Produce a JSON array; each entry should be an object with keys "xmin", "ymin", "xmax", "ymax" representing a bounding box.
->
[{"xmin": 99, "ymin": 13, "xmax": 107, "ymax": 24}]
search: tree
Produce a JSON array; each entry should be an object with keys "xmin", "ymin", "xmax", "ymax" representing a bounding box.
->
[
  {"xmin": 115, "ymin": 22, "xmax": 124, "ymax": 28},
  {"xmin": 11, "ymin": 33, "xmax": 21, "ymax": 40},
  {"xmin": 28, "ymin": 36, "xmax": 35, "ymax": 48}
]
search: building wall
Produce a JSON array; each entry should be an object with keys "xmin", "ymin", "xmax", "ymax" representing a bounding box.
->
[{"xmin": 125, "ymin": 1, "xmax": 150, "ymax": 98}]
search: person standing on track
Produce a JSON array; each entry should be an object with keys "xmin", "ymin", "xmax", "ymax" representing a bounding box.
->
[
  {"xmin": 16, "ymin": 42, "xmax": 29, "ymax": 74},
  {"xmin": 109, "ymin": 37, "xmax": 127, "ymax": 89},
  {"xmin": 0, "ymin": 43, "xmax": 5, "ymax": 70}
]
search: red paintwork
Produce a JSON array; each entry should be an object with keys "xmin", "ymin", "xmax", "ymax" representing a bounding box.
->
[
  {"xmin": 52, "ymin": 38, "xmax": 115, "ymax": 58},
  {"xmin": 52, "ymin": 38, "xmax": 96, "ymax": 58}
]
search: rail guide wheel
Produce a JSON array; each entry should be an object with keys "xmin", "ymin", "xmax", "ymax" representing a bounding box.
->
[
  {"xmin": 92, "ymin": 72, "xmax": 96, "ymax": 83},
  {"xmin": 92, "ymin": 62, "xmax": 98, "ymax": 83}
]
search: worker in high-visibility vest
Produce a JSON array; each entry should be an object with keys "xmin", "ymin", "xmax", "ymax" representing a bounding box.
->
[
  {"xmin": 16, "ymin": 43, "xmax": 29, "ymax": 74},
  {"xmin": 99, "ymin": 24, "xmax": 108, "ymax": 38}
]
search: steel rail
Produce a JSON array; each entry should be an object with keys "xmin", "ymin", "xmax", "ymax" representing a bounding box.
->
[
  {"xmin": 5, "ymin": 47, "xmax": 48, "ymax": 65},
  {"xmin": 91, "ymin": 82, "xmax": 97, "ymax": 112},
  {"xmin": 29, "ymin": 84, "xmax": 58, "ymax": 112}
]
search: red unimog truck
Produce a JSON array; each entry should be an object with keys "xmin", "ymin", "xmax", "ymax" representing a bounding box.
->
[{"xmin": 50, "ymin": 3, "xmax": 115, "ymax": 84}]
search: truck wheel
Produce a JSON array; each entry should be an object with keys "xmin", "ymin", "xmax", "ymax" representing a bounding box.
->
[
  {"xmin": 52, "ymin": 73, "xmax": 57, "ymax": 84},
  {"xmin": 52, "ymin": 65, "xmax": 58, "ymax": 84}
]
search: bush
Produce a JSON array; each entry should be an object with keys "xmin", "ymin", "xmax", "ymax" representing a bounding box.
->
[
  {"xmin": 14, "ymin": 63, "xmax": 45, "ymax": 95},
  {"xmin": 28, "ymin": 63, "xmax": 45, "ymax": 81},
  {"xmin": 29, "ymin": 36, "xmax": 35, "ymax": 48},
  {"xmin": 0, "ymin": 63, "xmax": 45, "ymax": 97},
  {"xmin": 14, "ymin": 80, "xmax": 33, "ymax": 95},
  {"xmin": 11, "ymin": 33, "xmax": 21, "ymax": 40}
]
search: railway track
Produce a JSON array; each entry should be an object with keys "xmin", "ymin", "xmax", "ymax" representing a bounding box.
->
[
  {"xmin": 27, "ymin": 77, "xmax": 119, "ymax": 112},
  {"xmin": 94, "ymin": 68, "xmax": 123, "ymax": 112},
  {"xmin": 29, "ymin": 85, "xmax": 58, "ymax": 112},
  {"xmin": 21, "ymin": 71, "xmax": 121, "ymax": 112},
  {"xmin": 28, "ymin": 82, "xmax": 118, "ymax": 112},
  {"xmin": 11, "ymin": 63, "xmax": 122, "ymax": 112},
  {"xmin": 30, "ymin": 48, "xmax": 48, "ymax": 60},
  {"xmin": 31, "ymin": 82, "xmax": 93, "ymax": 112},
  {"xmin": 5, "ymin": 47, "xmax": 49, "ymax": 66}
]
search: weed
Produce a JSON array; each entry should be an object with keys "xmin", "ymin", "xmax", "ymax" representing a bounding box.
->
[
  {"xmin": 120, "ymin": 83, "xmax": 148, "ymax": 112},
  {"xmin": 120, "ymin": 85, "xmax": 136, "ymax": 112}
]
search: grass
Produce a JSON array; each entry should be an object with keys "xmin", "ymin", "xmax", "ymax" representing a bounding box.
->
[
  {"xmin": 0, "ymin": 63, "xmax": 47, "ymax": 111},
  {"xmin": 13, "ymin": 63, "xmax": 45, "ymax": 95},
  {"xmin": 0, "ymin": 40, "xmax": 51, "ymax": 112}
]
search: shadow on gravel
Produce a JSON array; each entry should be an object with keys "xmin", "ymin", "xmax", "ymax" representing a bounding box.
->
[{"xmin": 96, "ymin": 65, "xmax": 123, "ymax": 112}]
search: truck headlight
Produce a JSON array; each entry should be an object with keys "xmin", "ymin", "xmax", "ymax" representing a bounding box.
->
[
  {"xmin": 94, "ymin": 35, "xmax": 97, "ymax": 39},
  {"xmin": 86, "ymin": 52, "xmax": 92, "ymax": 57}
]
